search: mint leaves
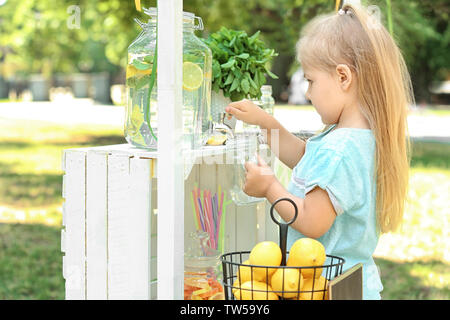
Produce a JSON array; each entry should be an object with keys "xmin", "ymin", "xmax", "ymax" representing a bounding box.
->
[
  {"xmin": 203, "ymin": 27, "xmax": 278, "ymax": 101},
  {"xmin": 132, "ymin": 59, "xmax": 152, "ymax": 71}
]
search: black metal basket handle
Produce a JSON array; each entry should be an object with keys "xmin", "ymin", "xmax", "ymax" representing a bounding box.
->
[{"xmin": 270, "ymin": 197, "xmax": 298, "ymax": 266}]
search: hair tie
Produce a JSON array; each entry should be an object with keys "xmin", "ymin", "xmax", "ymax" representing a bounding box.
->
[{"xmin": 338, "ymin": 8, "xmax": 352, "ymax": 16}]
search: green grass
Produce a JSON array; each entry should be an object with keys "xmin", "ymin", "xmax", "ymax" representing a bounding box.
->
[
  {"xmin": 374, "ymin": 258, "xmax": 450, "ymax": 300},
  {"xmin": 0, "ymin": 112, "xmax": 449, "ymax": 299},
  {"xmin": 0, "ymin": 119, "xmax": 125, "ymax": 299},
  {"xmin": 420, "ymin": 106, "xmax": 450, "ymax": 117},
  {"xmin": 410, "ymin": 139, "xmax": 450, "ymax": 169},
  {"xmin": 0, "ymin": 119, "xmax": 124, "ymax": 224},
  {"xmin": 0, "ymin": 223, "xmax": 64, "ymax": 299}
]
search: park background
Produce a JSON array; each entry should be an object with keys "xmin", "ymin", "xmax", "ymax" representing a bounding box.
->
[{"xmin": 0, "ymin": 0, "xmax": 448, "ymax": 299}]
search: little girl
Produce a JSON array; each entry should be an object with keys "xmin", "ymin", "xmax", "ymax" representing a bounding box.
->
[{"xmin": 225, "ymin": 3, "xmax": 414, "ymax": 299}]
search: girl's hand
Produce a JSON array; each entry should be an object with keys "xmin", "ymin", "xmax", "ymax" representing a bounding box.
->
[
  {"xmin": 243, "ymin": 154, "xmax": 276, "ymax": 198},
  {"xmin": 225, "ymin": 99, "xmax": 268, "ymax": 126}
]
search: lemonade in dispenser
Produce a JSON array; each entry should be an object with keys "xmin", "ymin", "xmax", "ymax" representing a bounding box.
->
[{"xmin": 125, "ymin": 8, "xmax": 212, "ymax": 150}]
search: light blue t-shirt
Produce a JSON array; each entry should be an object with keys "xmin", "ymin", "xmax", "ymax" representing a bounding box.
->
[{"xmin": 286, "ymin": 124, "xmax": 383, "ymax": 300}]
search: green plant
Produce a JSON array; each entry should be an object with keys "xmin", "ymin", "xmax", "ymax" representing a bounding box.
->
[{"xmin": 203, "ymin": 27, "xmax": 279, "ymax": 101}]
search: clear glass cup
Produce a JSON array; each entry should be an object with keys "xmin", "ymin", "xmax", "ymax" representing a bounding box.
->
[
  {"xmin": 228, "ymin": 134, "xmax": 269, "ymax": 205},
  {"xmin": 125, "ymin": 8, "xmax": 212, "ymax": 150}
]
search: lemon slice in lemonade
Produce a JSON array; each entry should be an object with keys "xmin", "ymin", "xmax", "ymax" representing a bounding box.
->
[
  {"xmin": 183, "ymin": 61, "xmax": 203, "ymax": 91},
  {"xmin": 126, "ymin": 65, "xmax": 138, "ymax": 79},
  {"xmin": 130, "ymin": 104, "xmax": 144, "ymax": 127},
  {"xmin": 127, "ymin": 64, "xmax": 152, "ymax": 79}
]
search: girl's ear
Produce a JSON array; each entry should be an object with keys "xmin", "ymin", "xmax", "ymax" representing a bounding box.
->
[{"xmin": 335, "ymin": 64, "xmax": 353, "ymax": 91}]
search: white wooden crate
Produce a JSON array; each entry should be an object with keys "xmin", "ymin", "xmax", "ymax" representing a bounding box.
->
[{"xmin": 61, "ymin": 144, "xmax": 276, "ymax": 300}]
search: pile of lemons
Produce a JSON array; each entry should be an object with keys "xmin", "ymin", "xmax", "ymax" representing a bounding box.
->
[{"xmin": 232, "ymin": 238, "xmax": 328, "ymax": 300}]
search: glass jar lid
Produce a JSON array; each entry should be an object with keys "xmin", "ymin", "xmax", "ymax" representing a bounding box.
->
[
  {"xmin": 141, "ymin": 7, "xmax": 204, "ymax": 30},
  {"xmin": 261, "ymin": 85, "xmax": 272, "ymax": 94}
]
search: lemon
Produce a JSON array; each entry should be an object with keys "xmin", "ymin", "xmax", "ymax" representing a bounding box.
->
[
  {"xmin": 287, "ymin": 238, "xmax": 326, "ymax": 279},
  {"xmin": 126, "ymin": 64, "xmax": 138, "ymax": 79},
  {"xmin": 183, "ymin": 61, "xmax": 203, "ymax": 91},
  {"xmin": 206, "ymin": 134, "xmax": 227, "ymax": 146},
  {"xmin": 231, "ymin": 279, "xmax": 241, "ymax": 296},
  {"xmin": 298, "ymin": 276, "xmax": 328, "ymax": 300},
  {"xmin": 236, "ymin": 260, "xmax": 266, "ymax": 283},
  {"xmin": 130, "ymin": 105, "xmax": 144, "ymax": 126},
  {"xmin": 233, "ymin": 281, "xmax": 279, "ymax": 300},
  {"xmin": 126, "ymin": 64, "xmax": 152, "ymax": 79},
  {"xmin": 249, "ymin": 241, "xmax": 282, "ymax": 279},
  {"xmin": 270, "ymin": 268, "xmax": 303, "ymax": 299}
]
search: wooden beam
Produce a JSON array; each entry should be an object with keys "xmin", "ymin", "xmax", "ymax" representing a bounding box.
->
[{"xmin": 157, "ymin": 0, "xmax": 184, "ymax": 300}]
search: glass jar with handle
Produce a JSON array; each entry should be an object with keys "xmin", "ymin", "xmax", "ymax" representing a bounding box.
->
[{"xmin": 125, "ymin": 7, "xmax": 212, "ymax": 150}]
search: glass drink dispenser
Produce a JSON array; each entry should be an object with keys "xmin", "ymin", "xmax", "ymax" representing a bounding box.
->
[{"xmin": 125, "ymin": 8, "xmax": 212, "ymax": 150}]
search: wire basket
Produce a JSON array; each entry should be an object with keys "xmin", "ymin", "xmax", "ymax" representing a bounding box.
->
[{"xmin": 220, "ymin": 198, "xmax": 345, "ymax": 300}]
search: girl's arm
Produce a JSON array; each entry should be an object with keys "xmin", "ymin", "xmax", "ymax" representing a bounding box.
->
[
  {"xmin": 244, "ymin": 156, "xmax": 336, "ymax": 239},
  {"xmin": 226, "ymin": 100, "xmax": 306, "ymax": 169},
  {"xmin": 259, "ymin": 114, "xmax": 306, "ymax": 170},
  {"xmin": 265, "ymin": 180, "xmax": 336, "ymax": 239}
]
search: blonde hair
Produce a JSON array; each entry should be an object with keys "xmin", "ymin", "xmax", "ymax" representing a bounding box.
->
[{"xmin": 296, "ymin": 3, "xmax": 414, "ymax": 234}]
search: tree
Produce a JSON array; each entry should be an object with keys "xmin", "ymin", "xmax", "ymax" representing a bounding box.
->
[
  {"xmin": 1, "ymin": 0, "xmax": 448, "ymax": 102},
  {"xmin": 188, "ymin": 0, "xmax": 449, "ymax": 102},
  {"xmin": 0, "ymin": 0, "xmax": 122, "ymax": 77},
  {"xmin": 366, "ymin": 0, "xmax": 449, "ymax": 102}
]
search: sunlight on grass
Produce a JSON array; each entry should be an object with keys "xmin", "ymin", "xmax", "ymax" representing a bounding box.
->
[
  {"xmin": 374, "ymin": 168, "xmax": 450, "ymax": 264},
  {"xmin": 375, "ymin": 258, "xmax": 450, "ymax": 299},
  {"xmin": 0, "ymin": 119, "xmax": 123, "ymax": 223},
  {"xmin": 0, "ymin": 205, "xmax": 62, "ymax": 226},
  {"xmin": 0, "ymin": 118, "xmax": 119, "ymax": 139},
  {"xmin": 416, "ymin": 105, "xmax": 450, "ymax": 117},
  {"xmin": 409, "ymin": 263, "xmax": 450, "ymax": 290}
]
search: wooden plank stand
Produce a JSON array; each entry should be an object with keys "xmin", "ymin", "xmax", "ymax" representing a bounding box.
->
[{"xmin": 61, "ymin": 144, "xmax": 272, "ymax": 300}]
